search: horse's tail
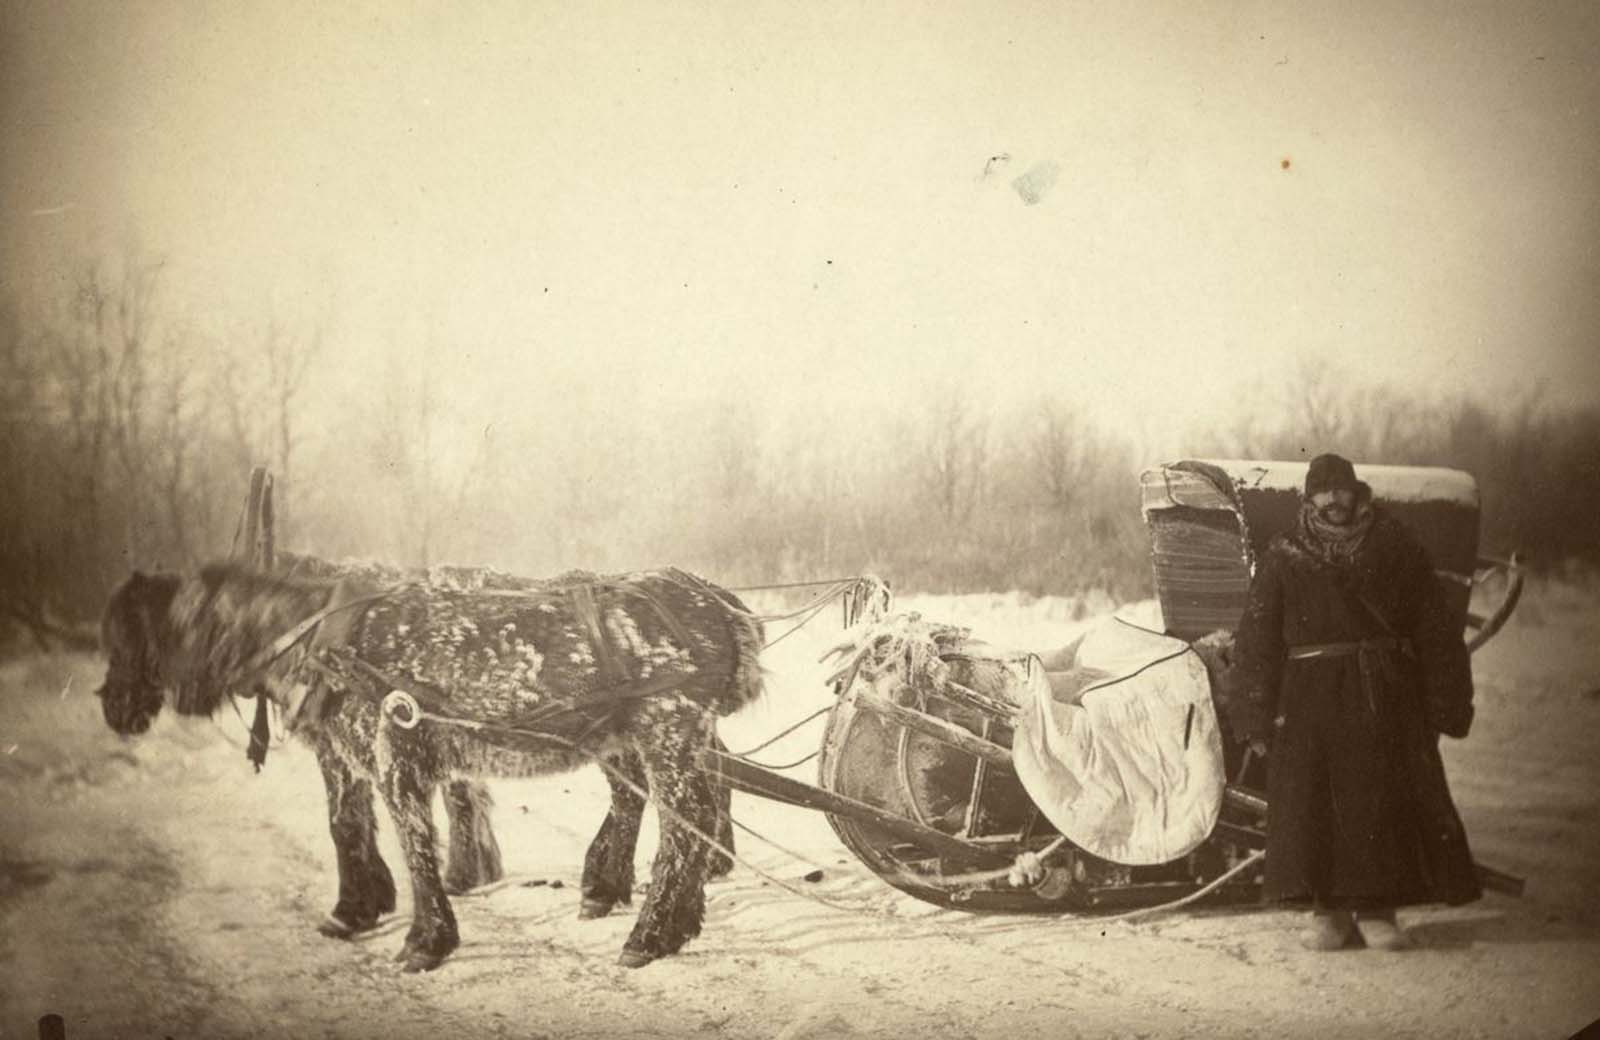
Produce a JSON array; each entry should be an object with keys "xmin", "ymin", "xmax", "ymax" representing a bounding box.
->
[
  {"xmin": 650, "ymin": 569, "xmax": 766, "ymax": 716},
  {"xmin": 722, "ymin": 594, "xmax": 766, "ymax": 715}
]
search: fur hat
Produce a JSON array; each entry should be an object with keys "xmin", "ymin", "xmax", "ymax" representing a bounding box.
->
[{"xmin": 1304, "ymin": 453, "xmax": 1363, "ymax": 496}]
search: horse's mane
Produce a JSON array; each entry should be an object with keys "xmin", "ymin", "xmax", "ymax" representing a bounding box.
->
[{"xmin": 166, "ymin": 562, "xmax": 339, "ymax": 712}]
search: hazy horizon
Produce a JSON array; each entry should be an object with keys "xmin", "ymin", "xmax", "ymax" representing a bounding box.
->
[{"xmin": 4, "ymin": 1, "xmax": 1596, "ymax": 468}]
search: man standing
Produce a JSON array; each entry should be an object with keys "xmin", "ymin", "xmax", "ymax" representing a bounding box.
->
[{"xmin": 1231, "ymin": 454, "xmax": 1482, "ymax": 950}]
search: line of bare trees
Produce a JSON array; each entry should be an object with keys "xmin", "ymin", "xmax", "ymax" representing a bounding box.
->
[
  {"xmin": 3, "ymin": 254, "xmax": 1597, "ymax": 652},
  {"xmin": 1196, "ymin": 358, "xmax": 1600, "ymax": 570},
  {"xmin": 0, "ymin": 252, "xmax": 327, "ymax": 645}
]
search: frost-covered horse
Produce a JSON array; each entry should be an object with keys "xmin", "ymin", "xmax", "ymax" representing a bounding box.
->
[
  {"xmin": 96, "ymin": 561, "xmax": 763, "ymax": 970},
  {"xmin": 273, "ymin": 553, "xmax": 733, "ymax": 925}
]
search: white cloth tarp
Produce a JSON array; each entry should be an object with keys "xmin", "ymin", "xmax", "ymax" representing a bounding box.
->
[{"xmin": 1012, "ymin": 613, "xmax": 1224, "ymax": 866}]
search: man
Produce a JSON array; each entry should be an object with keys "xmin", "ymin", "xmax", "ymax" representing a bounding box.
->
[{"xmin": 1231, "ymin": 454, "xmax": 1481, "ymax": 951}]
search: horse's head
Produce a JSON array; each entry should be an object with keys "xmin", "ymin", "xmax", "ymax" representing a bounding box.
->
[
  {"xmin": 162, "ymin": 563, "xmax": 268, "ymax": 718},
  {"xmin": 164, "ymin": 562, "xmax": 335, "ymax": 717},
  {"xmin": 96, "ymin": 570, "xmax": 182, "ymax": 735}
]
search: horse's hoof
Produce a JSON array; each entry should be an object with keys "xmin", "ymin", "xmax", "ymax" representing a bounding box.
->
[
  {"xmin": 318, "ymin": 914, "xmax": 365, "ymax": 939},
  {"xmin": 401, "ymin": 951, "xmax": 446, "ymax": 973},
  {"xmin": 579, "ymin": 898, "xmax": 615, "ymax": 920},
  {"xmin": 617, "ymin": 948, "xmax": 656, "ymax": 969}
]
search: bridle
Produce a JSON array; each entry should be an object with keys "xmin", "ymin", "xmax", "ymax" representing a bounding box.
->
[{"xmin": 213, "ymin": 586, "xmax": 396, "ymax": 770}]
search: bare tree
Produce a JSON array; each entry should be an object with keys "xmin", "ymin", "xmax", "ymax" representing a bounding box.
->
[
  {"xmin": 43, "ymin": 254, "xmax": 169, "ymax": 589},
  {"xmin": 363, "ymin": 334, "xmax": 491, "ymax": 570},
  {"xmin": 1027, "ymin": 395, "xmax": 1094, "ymax": 511},
  {"xmin": 209, "ymin": 303, "xmax": 329, "ymax": 542},
  {"xmin": 150, "ymin": 332, "xmax": 203, "ymax": 567},
  {"xmin": 1280, "ymin": 357, "xmax": 1348, "ymax": 451},
  {"xmin": 262, "ymin": 307, "xmax": 327, "ymax": 537},
  {"xmin": 915, "ymin": 385, "xmax": 989, "ymax": 523}
]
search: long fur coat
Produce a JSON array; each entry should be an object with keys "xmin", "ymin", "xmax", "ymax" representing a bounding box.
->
[{"xmin": 1230, "ymin": 506, "xmax": 1481, "ymax": 909}]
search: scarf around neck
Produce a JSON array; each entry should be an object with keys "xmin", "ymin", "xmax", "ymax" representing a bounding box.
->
[{"xmin": 1297, "ymin": 498, "xmax": 1375, "ymax": 566}]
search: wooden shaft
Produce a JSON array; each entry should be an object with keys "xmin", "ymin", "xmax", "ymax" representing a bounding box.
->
[
  {"xmin": 937, "ymin": 677, "xmax": 1020, "ymax": 721},
  {"xmin": 699, "ymin": 748, "xmax": 993, "ymax": 861},
  {"xmin": 853, "ymin": 688, "xmax": 1014, "ymax": 769},
  {"xmin": 1222, "ymin": 785, "xmax": 1268, "ymax": 817},
  {"xmin": 1474, "ymin": 862, "xmax": 1526, "ymax": 897}
]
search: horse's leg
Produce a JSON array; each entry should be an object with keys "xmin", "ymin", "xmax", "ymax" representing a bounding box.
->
[
  {"xmin": 375, "ymin": 739, "xmax": 459, "ymax": 972},
  {"xmin": 313, "ymin": 737, "xmax": 397, "ymax": 939},
  {"xmin": 443, "ymin": 780, "xmax": 504, "ymax": 895},
  {"xmin": 707, "ymin": 732, "xmax": 735, "ymax": 880},
  {"xmin": 580, "ymin": 749, "xmax": 647, "ymax": 919},
  {"xmin": 619, "ymin": 714, "xmax": 718, "ymax": 968}
]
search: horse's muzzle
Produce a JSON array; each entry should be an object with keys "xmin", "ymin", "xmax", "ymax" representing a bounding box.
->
[{"xmin": 101, "ymin": 686, "xmax": 156, "ymax": 735}]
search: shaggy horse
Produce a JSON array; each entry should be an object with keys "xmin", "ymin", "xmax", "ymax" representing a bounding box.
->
[
  {"xmin": 96, "ymin": 562, "xmax": 763, "ymax": 970},
  {"xmin": 270, "ymin": 553, "xmax": 734, "ymax": 929}
]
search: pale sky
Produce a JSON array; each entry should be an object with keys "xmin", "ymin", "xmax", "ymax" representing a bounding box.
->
[{"xmin": 4, "ymin": 0, "xmax": 1597, "ymax": 455}]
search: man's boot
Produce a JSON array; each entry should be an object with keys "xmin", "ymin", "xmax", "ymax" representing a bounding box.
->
[
  {"xmin": 1355, "ymin": 909, "xmax": 1413, "ymax": 951},
  {"xmin": 1300, "ymin": 909, "xmax": 1357, "ymax": 951}
]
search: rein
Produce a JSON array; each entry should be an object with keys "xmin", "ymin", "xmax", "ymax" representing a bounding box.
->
[
  {"xmin": 224, "ymin": 587, "xmax": 395, "ymax": 770},
  {"xmin": 233, "ymin": 589, "xmax": 395, "ymax": 684}
]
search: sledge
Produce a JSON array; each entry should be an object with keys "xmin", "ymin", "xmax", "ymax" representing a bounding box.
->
[{"xmin": 704, "ymin": 459, "xmax": 1526, "ymax": 913}]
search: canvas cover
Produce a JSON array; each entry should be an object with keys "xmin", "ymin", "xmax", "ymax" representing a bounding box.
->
[{"xmin": 1013, "ymin": 611, "xmax": 1225, "ymax": 866}]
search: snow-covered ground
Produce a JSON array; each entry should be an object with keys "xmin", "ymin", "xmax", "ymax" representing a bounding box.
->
[{"xmin": 2, "ymin": 583, "xmax": 1597, "ymax": 1039}]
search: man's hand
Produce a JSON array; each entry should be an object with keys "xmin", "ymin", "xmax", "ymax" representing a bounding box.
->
[{"xmin": 1248, "ymin": 738, "xmax": 1270, "ymax": 759}]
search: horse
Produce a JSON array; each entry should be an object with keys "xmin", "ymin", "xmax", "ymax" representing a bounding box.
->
[
  {"xmin": 278, "ymin": 554, "xmax": 503, "ymax": 919},
  {"xmin": 271, "ymin": 552, "xmax": 734, "ymax": 926},
  {"xmin": 95, "ymin": 561, "xmax": 764, "ymax": 970}
]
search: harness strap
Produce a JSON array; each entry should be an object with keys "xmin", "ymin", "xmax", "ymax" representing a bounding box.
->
[
  {"xmin": 227, "ymin": 587, "xmax": 394, "ymax": 768},
  {"xmin": 568, "ymin": 584, "xmax": 630, "ymax": 687},
  {"xmin": 234, "ymin": 589, "xmax": 394, "ymax": 686},
  {"xmin": 619, "ymin": 578, "xmax": 698, "ymax": 650},
  {"xmin": 327, "ymin": 649, "xmax": 695, "ymax": 734}
]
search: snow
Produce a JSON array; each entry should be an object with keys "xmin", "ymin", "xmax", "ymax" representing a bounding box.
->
[{"xmin": 4, "ymin": 580, "xmax": 1598, "ymax": 1039}]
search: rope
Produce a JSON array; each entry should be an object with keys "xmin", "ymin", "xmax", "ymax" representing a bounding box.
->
[
  {"xmin": 362, "ymin": 633, "xmax": 1265, "ymax": 931},
  {"xmin": 889, "ymin": 837, "xmax": 1068, "ymax": 890},
  {"xmin": 729, "ymin": 705, "xmax": 832, "ymax": 757},
  {"xmin": 727, "ymin": 578, "xmax": 868, "ymax": 593},
  {"xmin": 764, "ymin": 596, "xmax": 844, "ymax": 649},
  {"xmin": 748, "ymin": 580, "xmax": 860, "ymax": 625},
  {"xmin": 399, "ymin": 705, "xmax": 874, "ymax": 915},
  {"xmin": 731, "ymin": 748, "xmax": 820, "ymax": 771},
  {"xmin": 726, "ymin": 816, "xmax": 836, "ymax": 878},
  {"xmin": 1059, "ymin": 850, "xmax": 1267, "ymax": 926}
]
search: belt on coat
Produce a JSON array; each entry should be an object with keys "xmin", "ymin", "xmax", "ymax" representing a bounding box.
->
[
  {"xmin": 1286, "ymin": 637, "xmax": 1412, "ymax": 660},
  {"xmin": 1286, "ymin": 637, "xmax": 1412, "ymax": 717}
]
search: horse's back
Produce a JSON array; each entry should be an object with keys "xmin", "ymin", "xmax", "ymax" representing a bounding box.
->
[{"xmin": 346, "ymin": 568, "xmax": 764, "ymax": 731}]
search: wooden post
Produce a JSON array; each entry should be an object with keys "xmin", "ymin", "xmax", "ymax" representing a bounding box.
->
[
  {"xmin": 37, "ymin": 1014, "xmax": 65, "ymax": 1040},
  {"xmin": 256, "ymin": 470, "xmax": 275, "ymax": 570},
  {"xmin": 234, "ymin": 467, "xmax": 266, "ymax": 561},
  {"xmin": 232, "ymin": 466, "xmax": 276, "ymax": 570}
]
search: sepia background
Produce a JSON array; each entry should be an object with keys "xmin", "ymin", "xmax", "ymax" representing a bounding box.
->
[
  {"xmin": 3, "ymin": 0, "xmax": 1598, "ymax": 629},
  {"xmin": 2, "ymin": 3, "xmax": 1598, "ymax": 1038}
]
